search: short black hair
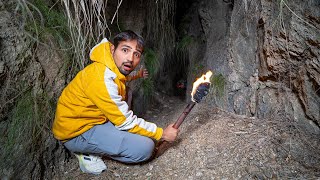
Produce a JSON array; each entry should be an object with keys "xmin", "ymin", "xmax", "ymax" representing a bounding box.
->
[{"xmin": 113, "ymin": 30, "xmax": 144, "ymax": 51}]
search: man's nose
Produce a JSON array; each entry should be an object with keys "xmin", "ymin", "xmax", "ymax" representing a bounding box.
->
[{"xmin": 127, "ymin": 52, "xmax": 134, "ymax": 62}]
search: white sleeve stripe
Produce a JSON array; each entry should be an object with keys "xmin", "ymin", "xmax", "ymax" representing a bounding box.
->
[{"xmin": 104, "ymin": 68, "xmax": 157, "ymax": 133}]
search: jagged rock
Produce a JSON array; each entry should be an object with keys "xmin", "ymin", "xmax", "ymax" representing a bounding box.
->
[
  {"xmin": 186, "ymin": 0, "xmax": 319, "ymax": 129},
  {"xmin": 0, "ymin": 1, "xmax": 69, "ymax": 179}
]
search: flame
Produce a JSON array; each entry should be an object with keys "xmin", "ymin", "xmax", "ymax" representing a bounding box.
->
[{"xmin": 191, "ymin": 70, "xmax": 213, "ymax": 98}]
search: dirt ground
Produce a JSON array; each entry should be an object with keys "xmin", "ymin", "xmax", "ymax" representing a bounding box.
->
[{"xmin": 55, "ymin": 92, "xmax": 320, "ymax": 180}]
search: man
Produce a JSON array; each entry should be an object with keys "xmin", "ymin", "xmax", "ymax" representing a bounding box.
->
[{"xmin": 52, "ymin": 30, "xmax": 179, "ymax": 174}]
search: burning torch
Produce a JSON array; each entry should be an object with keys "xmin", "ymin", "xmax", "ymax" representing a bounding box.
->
[{"xmin": 154, "ymin": 71, "xmax": 213, "ymax": 158}]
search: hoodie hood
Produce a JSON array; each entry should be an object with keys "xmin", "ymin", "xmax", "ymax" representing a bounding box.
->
[{"xmin": 89, "ymin": 38, "xmax": 126, "ymax": 80}]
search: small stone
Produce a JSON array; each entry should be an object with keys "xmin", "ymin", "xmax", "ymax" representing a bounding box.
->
[
  {"xmin": 113, "ymin": 172, "xmax": 120, "ymax": 177},
  {"xmin": 146, "ymin": 172, "xmax": 152, "ymax": 176},
  {"xmin": 149, "ymin": 165, "xmax": 153, "ymax": 171},
  {"xmin": 196, "ymin": 171, "xmax": 203, "ymax": 176},
  {"xmin": 264, "ymin": 169, "xmax": 273, "ymax": 178},
  {"xmin": 245, "ymin": 165, "xmax": 259, "ymax": 173}
]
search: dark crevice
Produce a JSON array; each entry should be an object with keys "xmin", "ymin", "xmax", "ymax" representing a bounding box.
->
[{"xmin": 155, "ymin": 0, "xmax": 197, "ymax": 99}]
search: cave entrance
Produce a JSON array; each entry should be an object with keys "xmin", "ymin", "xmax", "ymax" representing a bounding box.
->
[
  {"xmin": 171, "ymin": 59, "xmax": 188, "ymax": 98},
  {"xmin": 158, "ymin": 0, "xmax": 194, "ymax": 99}
]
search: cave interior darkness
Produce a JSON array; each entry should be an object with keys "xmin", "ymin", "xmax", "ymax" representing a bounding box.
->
[{"xmin": 156, "ymin": 0, "xmax": 196, "ymax": 99}]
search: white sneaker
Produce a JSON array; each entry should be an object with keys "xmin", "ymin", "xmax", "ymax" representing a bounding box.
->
[{"xmin": 74, "ymin": 153, "xmax": 107, "ymax": 175}]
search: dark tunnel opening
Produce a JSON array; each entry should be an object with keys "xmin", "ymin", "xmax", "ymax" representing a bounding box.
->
[{"xmin": 157, "ymin": 0, "xmax": 195, "ymax": 100}]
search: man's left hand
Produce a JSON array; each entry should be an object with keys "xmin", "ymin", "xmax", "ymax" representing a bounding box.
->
[{"xmin": 140, "ymin": 67, "xmax": 149, "ymax": 78}]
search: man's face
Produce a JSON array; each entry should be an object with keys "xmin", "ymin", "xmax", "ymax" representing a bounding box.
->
[{"xmin": 111, "ymin": 39, "xmax": 142, "ymax": 76}]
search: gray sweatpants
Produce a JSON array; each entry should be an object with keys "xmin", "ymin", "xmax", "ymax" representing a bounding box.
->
[{"xmin": 64, "ymin": 121, "xmax": 155, "ymax": 163}]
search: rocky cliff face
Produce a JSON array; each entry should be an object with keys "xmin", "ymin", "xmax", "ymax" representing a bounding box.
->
[
  {"xmin": 187, "ymin": 0, "xmax": 319, "ymax": 131},
  {"xmin": 0, "ymin": 1, "xmax": 68, "ymax": 178},
  {"xmin": 0, "ymin": 0, "xmax": 147, "ymax": 178}
]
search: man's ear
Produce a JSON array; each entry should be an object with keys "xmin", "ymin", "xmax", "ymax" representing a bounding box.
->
[{"xmin": 110, "ymin": 44, "xmax": 115, "ymax": 54}]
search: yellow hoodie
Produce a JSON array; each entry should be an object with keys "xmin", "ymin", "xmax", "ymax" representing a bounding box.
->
[{"xmin": 52, "ymin": 39, "xmax": 163, "ymax": 141}]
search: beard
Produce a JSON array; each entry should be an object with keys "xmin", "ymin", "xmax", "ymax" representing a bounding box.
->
[{"xmin": 119, "ymin": 62, "xmax": 133, "ymax": 76}]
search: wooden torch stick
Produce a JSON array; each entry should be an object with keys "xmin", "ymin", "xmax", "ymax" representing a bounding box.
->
[{"xmin": 154, "ymin": 101, "xmax": 196, "ymax": 158}]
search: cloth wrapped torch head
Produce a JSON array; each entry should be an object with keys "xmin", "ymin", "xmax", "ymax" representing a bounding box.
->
[
  {"xmin": 192, "ymin": 82, "xmax": 210, "ymax": 103},
  {"xmin": 191, "ymin": 71, "xmax": 212, "ymax": 103}
]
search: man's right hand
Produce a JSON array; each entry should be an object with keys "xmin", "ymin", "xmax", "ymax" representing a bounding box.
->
[{"xmin": 161, "ymin": 123, "xmax": 180, "ymax": 142}]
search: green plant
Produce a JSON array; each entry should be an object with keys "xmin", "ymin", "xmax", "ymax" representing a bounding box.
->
[
  {"xmin": 175, "ymin": 35, "xmax": 193, "ymax": 73},
  {"xmin": 141, "ymin": 78, "xmax": 154, "ymax": 100},
  {"xmin": 139, "ymin": 48, "xmax": 159, "ymax": 100},
  {"xmin": 211, "ymin": 73, "xmax": 226, "ymax": 98},
  {"xmin": 17, "ymin": 0, "xmax": 79, "ymax": 79},
  {"xmin": 1, "ymin": 89, "xmax": 55, "ymax": 174},
  {"xmin": 33, "ymin": 0, "xmax": 68, "ymax": 36},
  {"xmin": 19, "ymin": 0, "xmax": 70, "ymax": 48},
  {"xmin": 2, "ymin": 91, "xmax": 35, "ymax": 168},
  {"xmin": 176, "ymin": 35, "xmax": 193, "ymax": 52},
  {"xmin": 144, "ymin": 48, "xmax": 160, "ymax": 78}
]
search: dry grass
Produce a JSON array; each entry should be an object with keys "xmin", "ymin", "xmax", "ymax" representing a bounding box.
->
[{"xmin": 62, "ymin": 0, "xmax": 115, "ymax": 70}]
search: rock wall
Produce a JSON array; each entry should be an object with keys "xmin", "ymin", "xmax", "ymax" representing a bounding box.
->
[
  {"xmin": 0, "ymin": 0, "xmax": 147, "ymax": 178},
  {"xmin": 189, "ymin": 0, "xmax": 319, "ymax": 130},
  {"xmin": 0, "ymin": 1, "xmax": 68, "ymax": 178}
]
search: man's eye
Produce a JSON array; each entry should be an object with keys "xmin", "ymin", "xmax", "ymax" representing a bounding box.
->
[
  {"xmin": 122, "ymin": 48, "xmax": 128, "ymax": 53},
  {"xmin": 134, "ymin": 53, "xmax": 141, "ymax": 58}
]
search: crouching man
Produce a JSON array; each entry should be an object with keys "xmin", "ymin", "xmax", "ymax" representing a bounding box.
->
[{"xmin": 52, "ymin": 30, "xmax": 179, "ymax": 174}]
